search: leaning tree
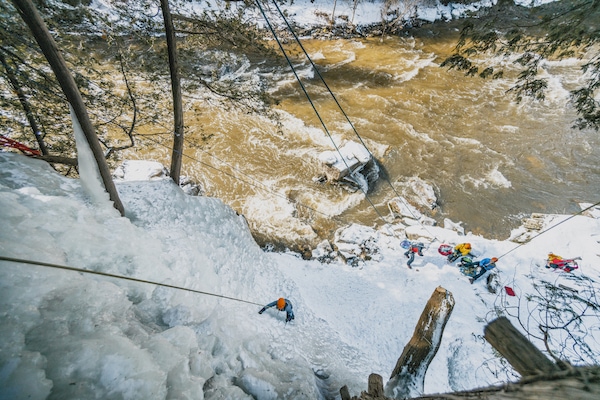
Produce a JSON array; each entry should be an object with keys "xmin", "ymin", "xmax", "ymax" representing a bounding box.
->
[
  {"xmin": 10, "ymin": 0, "xmax": 124, "ymax": 215},
  {"xmin": 2, "ymin": 0, "xmax": 281, "ymax": 175}
]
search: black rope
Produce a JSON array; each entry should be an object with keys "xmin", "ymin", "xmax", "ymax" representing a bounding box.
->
[
  {"xmin": 263, "ymin": 0, "xmax": 438, "ymax": 239},
  {"xmin": 0, "ymin": 255, "xmax": 264, "ymax": 306},
  {"xmin": 254, "ymin": 0, "xmax": 388, "ymax": 224},
  {"xmin": 270, "ymin": 0, "xmax": 372, "ymax": 154}
]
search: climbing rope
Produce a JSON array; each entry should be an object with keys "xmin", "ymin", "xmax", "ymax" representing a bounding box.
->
[
  {"xmin": 142, "ymin": 130, "xmax": 600, "ymax": 261},
  {"xmin": 259, "ymin": 0, "xmax": 439, "ymax": 241},
  {"xmin": 0, "ymin": 135, "xmax": 41, "ymax": 156},
  {"xmin": 254, "ymin": 0, "xmax": 388, "ymax": 224},
  {"xmin": 0, "ymin": 255, "xmax": 264, "ymax": 306},
  {"xmin": 269, "ymin": 0, "xmax": 377, "ymax": 163}
]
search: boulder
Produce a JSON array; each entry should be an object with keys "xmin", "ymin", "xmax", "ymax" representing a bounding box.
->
[
  {"xmin": 405, "ymin": 225, "xmax": 435, "ymax": 242},
  {"xmin": 318, "ymin": 141, "xmax": 379, "ymax": 193},
  {"xmin": 389, "ymin": 197, "xmax": 436, "ymax": 228},
  {"xmin": 333, "ymin": 223, "xmax": 381, "ymax": 265},
  {"xmin": 388, "ymin": 196, "xmax": 423, "ymax": 220},
  {"xmin": 509, "ymin": 213, "xmax": 549, "ymax": 243},
  {"xmin": 312, "ymin": 240, "xmax": 336, "ymax": 263},
  {"xmin": 443, "ymin": 218, "xmax": 465, "ymax": 235},
  {"xmin": 404, "ymin": 176, "xmax": 438, "ymax": 211},
  {"xmin": 113, "ymin": 160, "xmax": 169, "ymax": 181}
]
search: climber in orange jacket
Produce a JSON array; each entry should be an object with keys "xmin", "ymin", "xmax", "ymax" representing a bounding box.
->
[{"xmin": 258, "ymin": 297, "xmax": 294, "ymax": 322}]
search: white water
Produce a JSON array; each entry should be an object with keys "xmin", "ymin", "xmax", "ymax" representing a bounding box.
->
[{"xmin": 162, "ymin": 33, "xmax": 600, "ymax": 248}]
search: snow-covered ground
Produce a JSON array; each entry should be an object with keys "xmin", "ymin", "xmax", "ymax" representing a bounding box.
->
[
  {"xmin": 273, "ymin": 0, "xmax": 497, "ymax": 25},
  {"xmin": 241, "ymin": 0, "xmax": 558, "ymax": 28},
  {"xmin": 1, "ymin": 151, "xmax": 599, "ymax": 400},
  {"xmin": 3, "ymin": 1, "xmax": 595, "ymax": 399},
  {"xmin": 94, "ymin": 0, "xmax": 559, "ymax": 32}
]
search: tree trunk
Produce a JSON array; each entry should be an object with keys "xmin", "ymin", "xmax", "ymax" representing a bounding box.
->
[
  {"xmin": 484, "ymin": 317, "xmax": 560, "ymax": 377},
  {"xmin": 342, "ymin": 316, "xmax": 599, "ymax": 400},
  {"xmin": 0, "ymin": 51, "xmax": 48, "ymax": 155},
  {"xmin": 385, "ymin": 286, "xmax": 455, "ymax": 399},
  {"xmin": 331, "ymin": 0, "xmax": 337, "ymax": 25},
  {"xmin": 160, "ymin": 0, "xmax": 184, "ymax": 185},
  {"xmin": 404, "ymin": 366, "xmax": 600, "ymax": 399},
  {"xmin": 341, "ymin": 373, "xmax": 391, "ymax": 400},
  {"xmin": 11, "ymin": 0, "xmax": 124, "ymax": 216},
  {"xmin": 32, "ymin": 155, "xmax": 78, "ymax": 166}
]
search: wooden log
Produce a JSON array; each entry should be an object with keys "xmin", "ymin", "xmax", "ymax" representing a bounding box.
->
[
  {"xmin": 484, "ymin": 317, "xmax": 560, "ymax": 377},
  {"xmin": 385, "ymin": 286, "xmax": 455, "ymax": 399},
  {"xmin": 342, "ymin": 316, "xmax": 598, "ymax": 400},
  {"xmin": 340, "ymin": 385, "xmax": 351, "ymax": 400},
  {"xmin": 401, "ymin": 366, "xmax": 600, "ymax": 399},
  {"xmin": 32, "ymin": 155, "xmax": 78, "ymax": 166},
  {"xmin": 368, "ymin": 374, "xmax": 384, "ymax": 397},
  {"xmin": 340, "ymin": 375, "xmax": 392, "ymax": 400}
]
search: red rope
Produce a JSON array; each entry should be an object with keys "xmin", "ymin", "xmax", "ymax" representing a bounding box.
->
[{"xmin": 0, "ymin": 135, "xmax": 41, "ymax": 156}]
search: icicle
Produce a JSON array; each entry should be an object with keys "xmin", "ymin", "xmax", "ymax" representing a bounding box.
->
[{"xmin": 70, "ymin": 105, "xmax": 111, "ymax": 208}]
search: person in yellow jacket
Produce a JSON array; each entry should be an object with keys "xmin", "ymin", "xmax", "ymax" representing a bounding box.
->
[
  {"xmin": 545, "ymin": 253, "xmax": 580, "ymax": 272},
  {"xmin": 447, "ymin": 243, "xmax": 474, "ymax": 262}
]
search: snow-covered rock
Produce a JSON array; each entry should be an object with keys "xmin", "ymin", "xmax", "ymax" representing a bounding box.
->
[
  {"xmin": 444, "ymin": 218, "xmax": 465, "ymax": 235},
  {"xmin": 420, "ymin": 215, "xmax": 437, "ymax": 226},
  {"xmin": 333, "ymin": 223, "xmax": 381, "ymax": 265},
  {"xmin": 179, "ymin": 176, "xmax": 204, "ymax": 196},
  {"xmin": 114, "ymin": 160, "xmax": 203, "ymax": 196},
  {"xmin": 405, "ymin": 224, "xmax": 436, "ymax": 242},
  {"xmin": 389, "ymin": 196, "xmax": 437, "ymax": 229},
  {"xmin": 318, "ymin": 141, "xmax": 379, "ymax": 193},
  {"xmin": 509, "ymin": 213, "xmax": 547, "ymax": 243},
  {"xmin": 312, "ymin": 240, "xmax": 336, "ymax": 263},
  {"xmin": 389, "ymin": 196, "xmax": 423, "ymax": 220},
  {"xmin": 404, "ymin": 176, "xmax": 438, "ymax": 211},
  {"xmin": 113, "ymin": 160, "xmax": 169, "ymax": 181},
  {"xmin": 580, "ymin": 202, "xmax": 600, "ymax": 219}
]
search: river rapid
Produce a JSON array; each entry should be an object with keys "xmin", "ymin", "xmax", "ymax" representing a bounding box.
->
[{"xmin": 134, "ymin": 20, "xmax": 600, "ymax": 249}]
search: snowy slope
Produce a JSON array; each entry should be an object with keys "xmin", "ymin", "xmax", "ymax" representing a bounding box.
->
[{"xmin": 1, "ymin": 151, "xmax": 599, "ymax": 400}]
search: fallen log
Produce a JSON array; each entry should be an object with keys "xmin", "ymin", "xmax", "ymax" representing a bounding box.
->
[
  {"xmin": 32, "ymin": 154, "xmax": 78, "ymax": 166},
  {"xmin": 405, "ymin": 365, "xmax": 600, "ymax": 399},
  {"xmin": 385, "ymin": 286, "xmax": 455, "ymax": 399},
  {"xmin": 339, "ymin": 307, "xmax": 600, "ymax": 400},
  {"xmin": 484, "ymin": 317, "xmax": 560, "ymax": 377}
]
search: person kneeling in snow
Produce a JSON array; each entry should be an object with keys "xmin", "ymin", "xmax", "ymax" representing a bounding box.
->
[
  {"xmin": 404, "ymin": 242, "xmax": 424, "ymax": 268},
  {"xmin": 448, "ymin": 243, "xmax": 474, "ymax": 263},
  {"xmin": 469, "ymin": 257, "xmax": 498, "ymax": 284},
  {"xmin": 258, "ymin": 297, "xmax": 294, "ymax": 322},
  {"xmin": 546, "ymin": 253, "xmax": 580, "ymax": 272}
]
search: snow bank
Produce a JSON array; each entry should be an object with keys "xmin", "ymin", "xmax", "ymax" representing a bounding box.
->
[{"xmin": 2, "ymin": 144, "xmax": 599, "ymax": 399}]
